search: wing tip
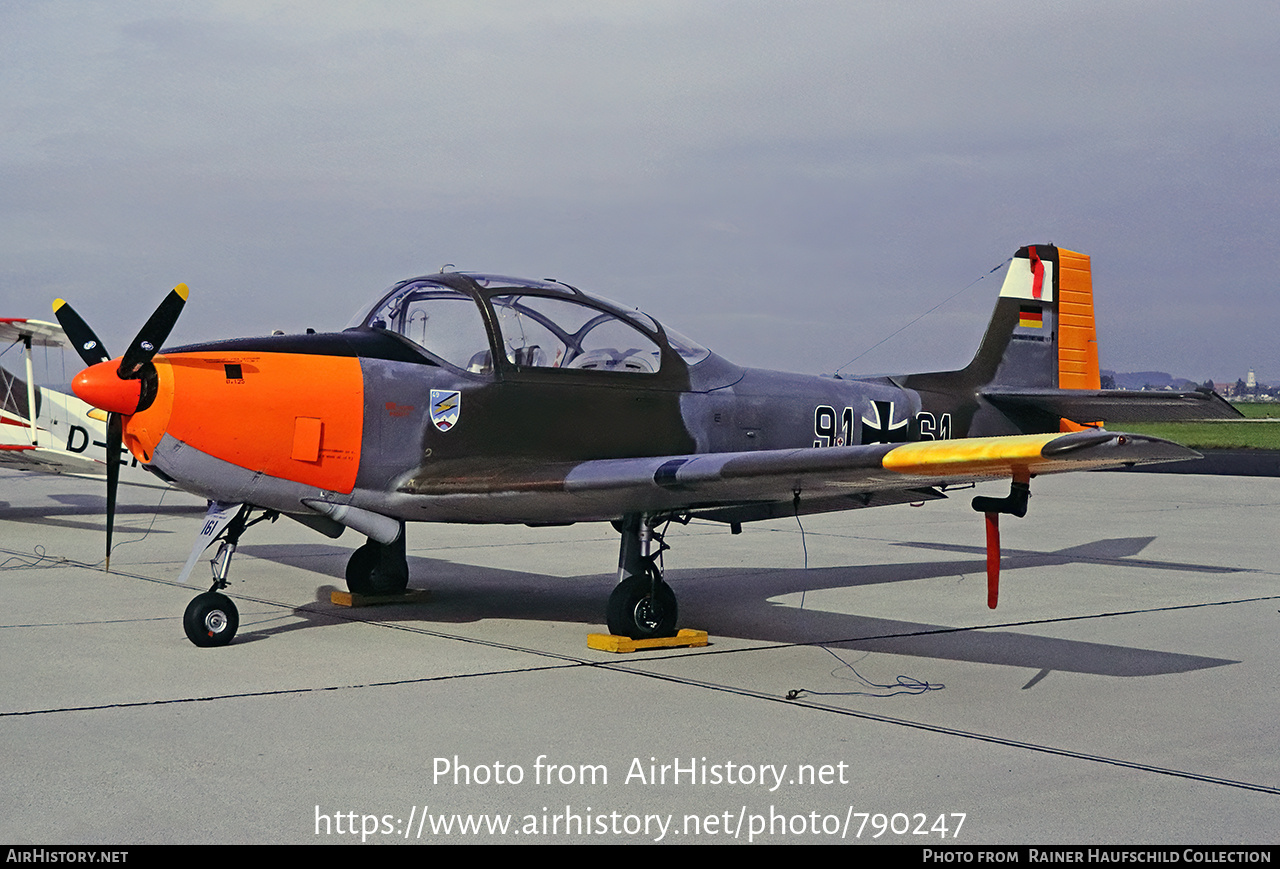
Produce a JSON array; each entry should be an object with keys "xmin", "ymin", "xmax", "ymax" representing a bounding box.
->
[{"xmin": 1044, "ymin": 429, "xmax": 1200, "ymax": 464}]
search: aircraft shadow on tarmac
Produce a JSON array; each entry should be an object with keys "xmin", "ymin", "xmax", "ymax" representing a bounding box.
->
[
  {"xmin": 231, "ymin": 535, "xmax": 1242, "ymax": 678},
  {"xmin": 0, "ymin": 494, "xmax": 206, "ymax": 534}
]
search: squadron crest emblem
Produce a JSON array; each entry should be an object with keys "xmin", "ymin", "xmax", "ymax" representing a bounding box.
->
[{"xmin": 430, "ymin": 389, "xmax": 461, "ymax": 432}]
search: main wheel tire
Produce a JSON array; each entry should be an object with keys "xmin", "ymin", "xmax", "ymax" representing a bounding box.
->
[
  {"xmin": 183, "ymin": 592, "xmax": 239, "ymax": 648},
  {"xmin": 606, "ymin": 569, "xmax": 678, "ymax": 639},
  {"xmin": 345, "ymin": 541, "xmax": 380, "ymax": 594},
  {"xmin": 346, "ymin": 540, "xmax": 410, "ymax": 595}
]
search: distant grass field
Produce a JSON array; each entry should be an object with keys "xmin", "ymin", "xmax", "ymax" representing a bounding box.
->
[
  {"xmin": 1232, "ymin": 403, "xmax": 1279, "ymax": 419},
  {"xmin": 1117, "ymin": 402, "xmax": 1280, "ymax": 450}
]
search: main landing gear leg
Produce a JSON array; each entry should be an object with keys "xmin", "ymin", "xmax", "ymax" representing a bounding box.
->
[
  {"xmin": 608, "ymin": 513, "xmax": 678, "ymax": 639},
  {"xmin": 971, "ymin": 471, "xmax": 1031, "ymax": 609},
  {"xmin": 183, "ymin": 504, "xmax": 277, "ymax": 647},
  {"xmin": 345, "ymin": 521, "xmax": 409, "ymax": 596}
]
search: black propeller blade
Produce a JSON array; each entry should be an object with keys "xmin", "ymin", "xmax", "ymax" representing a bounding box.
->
[
  {"xmin": 118, "ymin": 284, "xmax": 188, "ymax": 378},
  {"xmin": 104, "ymin": 411, "xmax": 122, "ymax": 572},
  {"xmin": 51, "ymin": 299, "xmax": 111, "ymax": 366},
  {"xmin": 51, "ymin": 285, "xmax": 189, "ymax": 571}
]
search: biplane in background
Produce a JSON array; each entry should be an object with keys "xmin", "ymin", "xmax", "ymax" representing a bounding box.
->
[
  {"xmin": 0, "ymin": 317, "xmax": 146, "ymax": 479},
  {"xmin": 52, "ymin": 245, "xmax": 1239, "ymax": 646}
]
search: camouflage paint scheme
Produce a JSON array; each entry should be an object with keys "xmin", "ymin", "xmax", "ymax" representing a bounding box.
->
[
  {"xmin": 59, "ymin": 245, "xmax": 1239, "ymax": 644},
  {"xmin": 135, "ymin": 246, "xmax": 1228, "ymax": 523}
]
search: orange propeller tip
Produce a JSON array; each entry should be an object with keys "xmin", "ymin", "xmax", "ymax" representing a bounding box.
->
[{"xmin": 173, "ymin": 283, "xmax": 190, "ymax": 300}]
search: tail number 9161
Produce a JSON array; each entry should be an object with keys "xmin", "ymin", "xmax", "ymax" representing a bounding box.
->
[{"xmin": 813, "ymin": 404, "xmax": 951, "ymax": 447}]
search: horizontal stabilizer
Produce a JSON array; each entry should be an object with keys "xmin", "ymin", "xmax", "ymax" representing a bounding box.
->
[{"xmin": 982, "ymin": 388, "xmax": 1241, "ymax": 423}]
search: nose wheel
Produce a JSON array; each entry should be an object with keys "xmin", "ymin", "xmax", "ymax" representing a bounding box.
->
[{"xmin": 183, "ymin": 591, "xmax": 239, "ymax": 647}]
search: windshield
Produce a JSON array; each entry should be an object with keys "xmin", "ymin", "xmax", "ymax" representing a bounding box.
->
[
  {"xmin": 350, "ymin": 280, "xmax": 492, "ymax": 372},
  {"xmin": 662, "ymin": 326, "xmax": 710, "ymax": 366}
]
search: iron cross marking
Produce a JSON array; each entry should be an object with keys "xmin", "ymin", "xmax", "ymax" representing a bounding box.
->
[{"xmin": 862, "ymin": 400, "xmax": 910, "ymax": 444}]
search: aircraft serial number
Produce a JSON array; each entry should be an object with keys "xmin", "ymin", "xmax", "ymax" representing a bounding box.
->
[{"xmin": 813, "ymin": 405, "xmax": 952, "ymax": 447}]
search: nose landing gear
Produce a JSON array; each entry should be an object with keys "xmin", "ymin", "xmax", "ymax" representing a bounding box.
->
[{"xmin": 180, "ymin": 504, "xmax": 276, "ymax": 647}]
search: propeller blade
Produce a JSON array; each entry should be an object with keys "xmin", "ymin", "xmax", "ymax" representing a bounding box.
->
[
  {"xmin": 53, "ymin": 286, "xmax": 188, "ymax": 569},
  {"xmin": 51, "ymin": 299, "xmax": 111, "ymax": 366},
  {"xmin": 118, "ymin": 283, "xmax": 188, "ymax": 378},
  {"xmin": 105, "ymin": 411, "xmax": 122, "ymax": 572}
]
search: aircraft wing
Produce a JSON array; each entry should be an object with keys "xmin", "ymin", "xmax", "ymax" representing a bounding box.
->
[
  {"xmin": 402, "ymin": 430, "xmax": 1196, "ymax": 523},
  {"xmin": 564, "ymin": 429, "xmax": 1192, "ymax": 499},
  {"xmin": 981, "ymin": 387, "xmax": 1241, "ymax": 422},
  {"xmin": 0, "ymin": 318, "xmax": 65, "ymax": 347}
]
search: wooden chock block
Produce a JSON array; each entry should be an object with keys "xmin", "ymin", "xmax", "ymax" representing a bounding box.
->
[
  {"xmin": 330, "ymin": 589, "xmax": 431, "ymax": 608},
  {"xmin": 587, "ymin": 628, "xmax": 709, "ymax": 653}
]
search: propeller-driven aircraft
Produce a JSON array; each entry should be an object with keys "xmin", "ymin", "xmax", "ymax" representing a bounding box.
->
[
  {"xmin": 1, "ymin": 317, "xmax": 149, "ymax": 480},
  {"xmin": 53, "ymin": 245, "xmax": 1238, "ymax": 647}
]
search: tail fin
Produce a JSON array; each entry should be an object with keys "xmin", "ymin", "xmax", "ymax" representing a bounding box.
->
[
  {"xmin": 903, "ymin": 245, "xmax": 1238, "ymax": 436},
  {"xmin": 961, "ymin": 244, "xmax": 1099, "ymax": 391}
]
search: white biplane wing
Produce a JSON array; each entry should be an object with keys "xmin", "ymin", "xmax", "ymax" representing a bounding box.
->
[{"xmin": 0, "ymin": 318, "xmax": 126, "ymax": 478}]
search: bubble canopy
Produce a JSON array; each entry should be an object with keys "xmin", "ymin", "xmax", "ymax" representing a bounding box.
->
[{"xmin": 346, "ymin": 273, "xmax": 710, "ymax": 373}]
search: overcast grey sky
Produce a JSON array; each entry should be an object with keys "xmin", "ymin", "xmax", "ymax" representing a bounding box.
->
[{"xmin": 3, "ymin": 1, "xmax": 1276, "ymax": 383}]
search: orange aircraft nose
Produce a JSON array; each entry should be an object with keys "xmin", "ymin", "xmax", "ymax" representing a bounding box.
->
[{"xmin": 72, "ymin": 360, "xmax": 142, "ymax": 415}]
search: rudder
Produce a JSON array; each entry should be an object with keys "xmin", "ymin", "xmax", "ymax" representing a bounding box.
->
[{"xmin": 1054, "ymin": 248, "xmax": 1100, "ymax": 391}]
